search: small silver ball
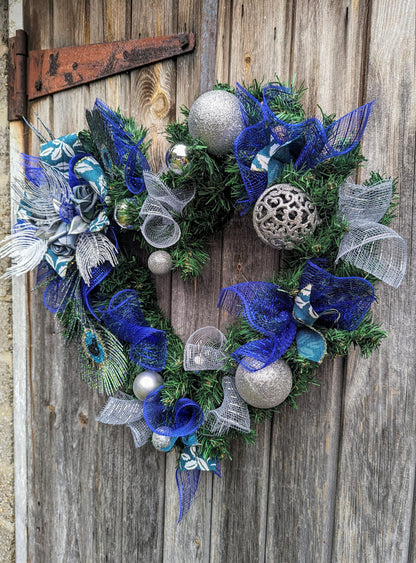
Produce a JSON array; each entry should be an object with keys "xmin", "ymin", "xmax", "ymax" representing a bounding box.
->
[
  {"xmin": 166, "ymin": 143, "xmax": 190, "ymax": 174},
  {"xmin": 253, "ymin": 184, "xmax": 320, "ymax": 249},
  {"xmin": 148, "ymin": 250, "xmax": 173, "ymax": 275},
  {"xmin": 114, "ymin": 199, "xmax": 134, "ymax": 229},
  {"xmin": 132, "ymin": 370, "xmax": 164, "ymax": 400},
  {"xmin": 235, "ymin": 358, "xmax": 293, "ymax": 409},
  {"xmin": 188, "ymin": 90, "xmax": 245, "ymax": 155},
  {"xmin": 152, "ymin": 432, "xmax": 172, "ymax": 450}
]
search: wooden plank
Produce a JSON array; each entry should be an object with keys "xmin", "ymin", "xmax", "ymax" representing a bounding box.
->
[
  {"xmin": 264, "ymin": 2, "xmax": 371, "ymax": 561},
  {"xmin": 162, "ymin": 3, "xmax": 220, "ymax": 560},
  {"xmin": 10, "ymin": 3, "xmax": 27, "ymax": 562},
  {"xmin": 209, "ymin": 2, "xmax": 291, "ymax": 561},
  {"xmin": 333, "ymin": 1, "xmax": 416, "ymax": 561}
]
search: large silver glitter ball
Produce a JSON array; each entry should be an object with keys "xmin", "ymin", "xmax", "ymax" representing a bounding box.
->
[
  {"xmin": 235, "ymin": 358, "xmax": 293, "ymax": 409},
  {"xmin": 132, "ymin": 370, "xmax": 164, "ymax": 401},
  {"xmin": 253, "ymin": 184, "xmax": 320, "ymax": 249},
  {"xmin": 188, "ymin": 90, "xmax": 245, "ymax": 155},
  {"xmin": 166, "ymin": 143, "xmax": 190, "ymax": 174},
  {"xmin": 148, "ymin": 250, "xmax": 173, "ymax": 275},
  {"xmin": 152, "ymin": 432, "xmax": 172, "ymax": 451}
]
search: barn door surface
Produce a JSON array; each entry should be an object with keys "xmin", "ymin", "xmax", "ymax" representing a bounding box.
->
[{"xmin": 17, "ymin": 1, "xmax": 416, "ymax": 562}]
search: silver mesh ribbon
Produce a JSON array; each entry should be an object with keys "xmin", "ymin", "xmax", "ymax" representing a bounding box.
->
[
  {"xmin": 96, "ymin": 391, "xmax": 151, "ymax": 447},
  {"xmin": 140, "ymin": 171, "xmax": 195, "ymax": 248},
  {"xmin": 336, "ymin": 180, "xmax": 407, "ymax": 288},
  {"xmin": 203, "ymin": 376, "xmax": 250, "ymax": 436},
  {"xmin": 183, "ymin": 326, "xmax": 228, "ymax": 372}
]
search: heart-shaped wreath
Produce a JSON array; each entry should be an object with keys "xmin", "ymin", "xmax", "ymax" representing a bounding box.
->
[{"xmin": 2, "ymin": 78, "xmax": 407, "ymax": 521}]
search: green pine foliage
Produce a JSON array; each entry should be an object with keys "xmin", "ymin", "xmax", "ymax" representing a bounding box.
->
[{"xmin": 55, "ymin": 78, "xmax": 397, "ymax": 462}]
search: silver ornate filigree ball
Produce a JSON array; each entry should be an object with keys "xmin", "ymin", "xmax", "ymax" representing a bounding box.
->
[
  {"xmin": 235, "ymin": 358, "xmax": 293, "ymax": 409},
  {"xmin": 253, "ymin": 183, "xmax": 320, "ymax": 249},
  {"xmin": 165, "ymin": 143, "xmax": 190, "ymax": 175},
  {"xmin": 152, "ymin": 432, "xmax": 172, "ymax": 451},
  {"xmin": 148, "ymin": 250, "xmax": 173, "ymax": 275},
  {"xmin": 132, "ymin": 370, "xmax": 164, "ymax": 401},
  {"xmin": 188, "ymin": 90, "xmax": 245, "ymax": 155}
]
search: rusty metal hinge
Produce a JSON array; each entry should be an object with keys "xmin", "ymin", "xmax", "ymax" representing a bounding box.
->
[{"xmin": 8, "ymin": 30, "xmax": 195, "ymax": 121}]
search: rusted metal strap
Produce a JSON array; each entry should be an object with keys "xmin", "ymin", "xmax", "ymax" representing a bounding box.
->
[{"xmin": 8, "ymin": 31, "xmax": 195, "ymax": 120}]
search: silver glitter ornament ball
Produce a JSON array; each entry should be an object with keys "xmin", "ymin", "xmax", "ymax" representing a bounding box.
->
[
  {"xmin": 235, "ymin": 358, "xmax": 293, "ymax": 409},
  {"xmin": 152, "ymin": 432, "xmax": 172, "ymax": 451},
  {"xmin": 188, "ymin": 90, "xmax": 245, "ymax": 155},
  {"xmin": 148, "ymin": 250, "xmax": 173, "ymax": 275},
  {"xmin": 166, "ymin": 143, "xmax": 191, "ymax": 174},
  {"xmin": 132, "ymin": 370, "xmax": 164, "ymax": 401},
  {"xmin": 253, "ymin": 183, "xmax": 320, "ymax": 249}
]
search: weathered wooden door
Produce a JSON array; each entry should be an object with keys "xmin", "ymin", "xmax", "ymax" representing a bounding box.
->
[{"xmin": 13, "ymin": 1, "xmax": 416, "ymax": 561}]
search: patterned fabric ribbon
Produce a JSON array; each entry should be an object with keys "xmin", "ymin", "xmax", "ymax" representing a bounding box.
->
[
  {"xmin": 218, "ymin": 260, "xmax": 375, "ymax": 370},
  {"xmin": 99, "ymin": 289, "xmax": 167, "ymax": 371},
  {"xmin": 139, "ymin": 171, "xmax": 195, "ymax": 248},
  {"xmin": 176, "ymin": 433, "xmax": 220, "ymax": 523},
  {"xmin": 234, "ymin": 83, "xmax": 374, "ymax": 212},
  {"xmin": 335, "ymin": 179, "xmax": 407, "ymax": 288}
]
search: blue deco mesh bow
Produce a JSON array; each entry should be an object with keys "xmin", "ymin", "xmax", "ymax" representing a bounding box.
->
[
  {"xmin": 233, "ymin": 83, "xmax": 374, "ymax": 212},
  {"xmin": 218, "ymin": 260, "xmax": 375, "ymax": 370},
  {"xmin": 142, "ymin": 386, "xmax": 209, "ymax": 522},
  {"xmin": 99, "ymin": 289, "xmax": 167, "ymax": 371}
]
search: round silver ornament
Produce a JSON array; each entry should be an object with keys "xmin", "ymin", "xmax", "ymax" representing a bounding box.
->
[
  {"xmin": 253, "ymin": 183, "xmax": 320, "ymax": 249},
  {"xmin": 235, "ymin": 358, "xmax": 293, "ymax": 409},
  {"xmin": 152, "ymin": 432, "xmax": 172, "ymax": 451},
  {"xmin": 147, "ymin": 250, "xmax": 173, "ymax": 275},
  {"xmin": 188, "ymin": 90, "xmax": 245, "ymax": 155},
  {"xmin": 132, "ymin": 370, "xmax": 164, "ymax": 401},
  {"xmin": 166, "ymin": 143, "xmax": 190, "ymax": 174},
  {"xmin": 114, "ymin": 198, "xmax": 134, "ymax": 229}
]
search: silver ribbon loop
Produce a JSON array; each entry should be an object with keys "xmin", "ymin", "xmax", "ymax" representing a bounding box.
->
[
  {"xmin": 203, "ymin": 376, "xmax": 251, "ymax": 436},
  {"xmin": 183, "ymin": 326, "xmax": 228, "ymax": 372},
  {"xmin": 140, "ymin": 171, "xmax": 195, "ymax": 248},
  {"xmin": 96, "ymin": 391, "xmax": 151, "ymax": 447},
  {"xmin": 336, "ymin": 180, "xmax": 407, "ymax": 288}
]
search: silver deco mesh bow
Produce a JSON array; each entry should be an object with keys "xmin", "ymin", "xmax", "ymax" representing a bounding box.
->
[
  {"xmin": 140, "ymin": 171, "xmax": 195, "ymax": 248},
  {"xmin": 336, "ymin": 180, "xmax": 407, "ymax": 288},
  {"xmin": 203, "ymin": 376, "xmax": 251, "ymax": 436},
  {"xmin": 96, "ymin": 391, "xmax": 151, "ymax": 447},
  {"xmin": 183, "ymin": 326, "xmax": 228, "ymax": 371}
]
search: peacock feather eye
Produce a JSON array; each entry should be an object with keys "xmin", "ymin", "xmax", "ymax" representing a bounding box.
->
[
  {"xmin": 100, "ymin": 146, "xmax": 113, "ymax": 170},
  {"xmin": 82, "ymin": 329, "xmax": 106, "ymax": 364}
]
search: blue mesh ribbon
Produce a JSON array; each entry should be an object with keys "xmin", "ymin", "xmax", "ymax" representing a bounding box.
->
[
  {"xmin": 176, "ymin": 468, "xmax": 201, "ymax": 523},
  {"xmin": 217, "ymin": 282, "xmax": 297, "ymax": 371},
  {"xmin": 143, "ymin": 386, "xmax": 204, "ymax": 437},
  {"xmin": 218, "ymin": 263, "xmax": 375, "ymax": 368},
  {"xmin": 234, "ymin": 83, "xmax": 374, "ymax": 212},
  {"xmin": 299, "ymin": 260, "xmax": 375, "ymax": 331},
  {"xmin": 99, "ymin": 289, "xmax": 167, "ymax": 371}
]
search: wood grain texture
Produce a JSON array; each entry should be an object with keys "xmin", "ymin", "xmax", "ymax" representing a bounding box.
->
[
  {"xmin": 19, "ymin": 1, "xmax": 416, "ymax": 561},
  {"xmin": 333, "ymin": 1, "xmax": 416, "ymax": 561}
]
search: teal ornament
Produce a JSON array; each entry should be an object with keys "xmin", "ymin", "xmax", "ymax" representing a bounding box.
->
[
  {"xmin": 82, "ymin": 330, "xmax": 106, "ymax": 364},
  {"xmin": 188, "ymin": 90, "xmax": 245, "ymax": 155},
  {"xmin": 166, "ymin": 144, "xmax": 190, "ymax": 175}
]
